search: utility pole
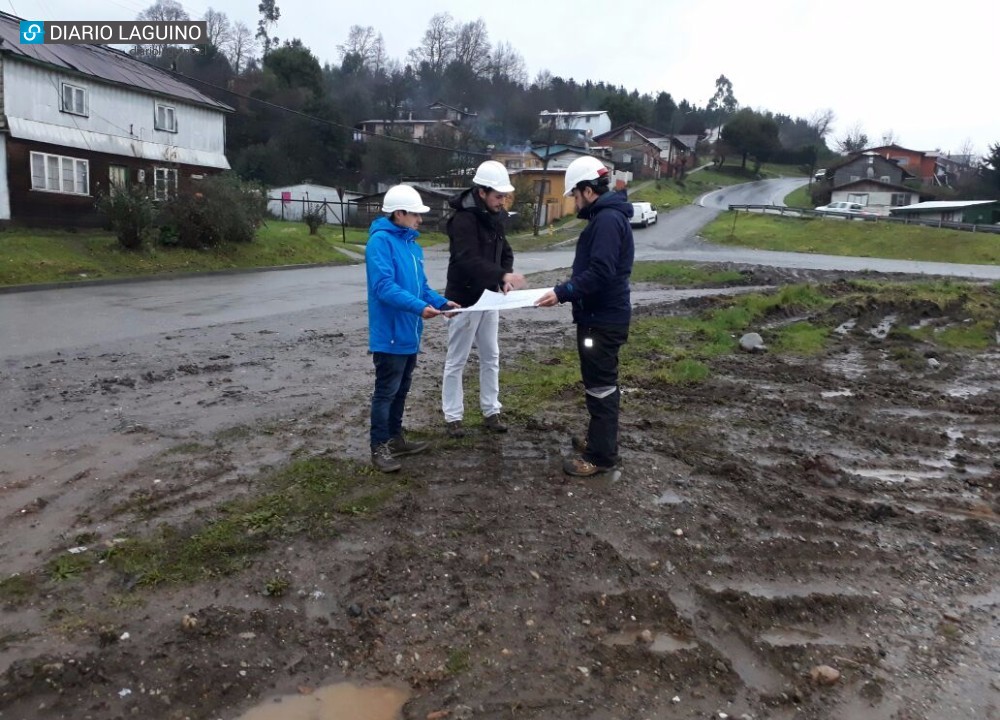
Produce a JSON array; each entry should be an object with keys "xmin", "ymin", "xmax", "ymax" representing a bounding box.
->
[{"xmin": 533, "ymin": 114, "xmax": 557, "ymax": 237}]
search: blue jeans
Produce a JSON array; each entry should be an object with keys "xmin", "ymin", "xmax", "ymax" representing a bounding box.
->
[{"xmin": 371, "ymin": 352, "xmax": 418, "ymax": 449}]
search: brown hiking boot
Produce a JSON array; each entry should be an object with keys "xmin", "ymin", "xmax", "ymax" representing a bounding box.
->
[
  {"xmin": 446, "ymin": 421, "xmax": 466, "ymax": 439},
  {"xmin": 483, "ymin": 413, "xmax": 508, "ymax": 433},
  {"xmin": 563, "ymin": 456, "xmax": 614, "ymax": 477},
  {"xmin": 371, "ymin": 442, "xmax": 401, "ymax": 473},
  {"xmin": 571, "ymin": 436, "xmax": 588, "ymax": 453},
  {"xmin": 388, "ymin": 435, "xmax": 428, "ymax": 457}
]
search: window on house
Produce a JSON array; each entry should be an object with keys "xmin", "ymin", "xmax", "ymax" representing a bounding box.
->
[
  {"xmin": 29, "ymin": 151, "xmax": 89, "ymax": 195},
  {"xmin": 890, "ymin": 193, "xmax": 910, "ymax": 206},
  {"xmin": 154, "ymin": 167, "xmax": 178, "ymax": 200},
  {"xmin": 533, "ymin": 179, "xmax": 550, "ymax": 195},
  {"xmin": 154, "ymin": 103, "xmax": 177, "ymax": 132},
  {"xmin": 895, "ymin": 157, "xmax": 909, "ymax": 166},
  {"xmin": 60, "ymin": 82, "xmax": 88, "ymax": 116},
  {"xmin": 847, "ymin": 193, "xmax": 869, "ymax": 205},
  {"xmin": 622, "ymin": 153, "xmax": 632, "ymax": 163},
  {"xmin": 849, "ymin": 175, "xmax": 860, "ymax": 182},
  {"xmin": 623, "ymin": 130, "xmax": 632, "ymax": 142},
  {"xmin": 880, "ymin": 176, "xmax": 891, "ymax": 183}
]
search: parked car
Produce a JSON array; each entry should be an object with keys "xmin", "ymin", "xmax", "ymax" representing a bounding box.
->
[
  {"xmin": 814, "ymin": 201, "xmax": 875, "ymax": 219},
  {"xmin": 630, "ymin": 201, "xmax": 658, "ymax": 227},
  {"xmin": 813, "ymin": 168, "xmax": 827, "ymax": 182}
]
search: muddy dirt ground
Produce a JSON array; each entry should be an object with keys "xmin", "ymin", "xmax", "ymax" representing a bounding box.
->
[{"xmin": 1, "ymin": 264, "xmax": 998, "ymax": 720}]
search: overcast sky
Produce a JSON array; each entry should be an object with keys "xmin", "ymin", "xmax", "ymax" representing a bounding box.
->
[{"xmin": 25, "ymin": 0, "xmax": 999, "ymax": 157}]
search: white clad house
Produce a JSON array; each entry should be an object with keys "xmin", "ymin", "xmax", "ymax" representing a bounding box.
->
[
  {"xmin": 538, "ymin": 110, "xmax": 612, "ymax": 138},
  {"xmin": 267, "ymin": 183, "xmax": 361, "ymax": 224},
  {"xmin": 0, "ymin": 11, "xmax": 232, "ymax": 226}
]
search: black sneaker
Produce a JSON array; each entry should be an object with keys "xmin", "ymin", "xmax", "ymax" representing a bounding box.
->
[
  {"xmin": 371, "ymin": 442, "xmax": 401, "ymax": 473},
  {"xmin": 483, "ymin": 414, "xmax": 508, "ymax": 433},
  {"xmin": 446, "ymin": 421, "xmax": 466, "ymax": 439},
  {"xmin": 388, "ymin": 435, "xmax": 428, "ymax": 457},
  {"xmin": 563, "ymin": 456, "xmax": 615, "ymax": 477}
]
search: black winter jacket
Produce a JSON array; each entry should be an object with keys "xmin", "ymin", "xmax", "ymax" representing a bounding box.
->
[
  {"xmin": 444, "ymin": 188, "xmax": 514, "ymax": 308},
  {"xmin": 554, "ymin": 190, "xmax": 634, "ymax": 326}
]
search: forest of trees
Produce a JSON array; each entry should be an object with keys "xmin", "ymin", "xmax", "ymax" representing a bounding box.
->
[{"xmin": 129, "ymin": 1, "xmax": 995, "ymax": 197}]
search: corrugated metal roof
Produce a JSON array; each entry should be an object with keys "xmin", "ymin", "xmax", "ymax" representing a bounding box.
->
[
  {"xmin": 0, "ymin": 13, "xmax": 231, "ymax": 112},
  {"xmin": 9, "ymin": 116, "xmax": 230, "ymax": 168},
  {"xmin": 891, "ymin": 200, "xmax": 996, "ymax": 212}
]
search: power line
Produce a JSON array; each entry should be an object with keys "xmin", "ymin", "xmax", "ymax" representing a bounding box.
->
[{"xmin": 146, "ymin": 60, "xmax": 488, "ymax": 158}]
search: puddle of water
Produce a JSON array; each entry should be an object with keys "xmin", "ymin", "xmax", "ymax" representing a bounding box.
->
[
  {"xmin": 823, "ymin": 348, "xmax": 867, "ymax": 379},
  {"xmin": 759, "ymin": 627, "xmax": 855, "ymax": 647},
  {"xmin": 655, "ymin": 489, "xmax": 685, "ymax": 505},
  {"xmin": 945, "ymin": 385, "xmax": 987, "ymax": 398},
  {"xmin": 820, "ymin": 389, "xmax": 854, "ymax": 398},
  {"xmin": 236, "ymin": 683, "xmax": 409, "ymax": 720},
  {"xmin": 869, "ymin": 314, "xmax": 898, "ymax": 339},
  {"xmin": 851, "ymin": 467, "xmax": 948, "ymax": 484},
  {"xmin": 603, "ymin": 628, "xmax": 697, "ymax": 653},
  {"xmin": 834, "ymin": 319, "xmax": 857, "ymax": 335}
]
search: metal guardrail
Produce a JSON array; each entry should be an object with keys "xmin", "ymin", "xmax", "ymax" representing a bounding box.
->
[{"xmin": 727, "ymin": 204, "xmax": 1000, "ymax": 235}]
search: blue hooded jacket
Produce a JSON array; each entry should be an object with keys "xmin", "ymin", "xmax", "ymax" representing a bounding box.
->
[
  {"xmin": 553, "ymin": 190, "xmax": 634, "ymax": 326},
  {"xmin": 366, "ymin": 216, "xmax": 449, "ymax": 354}
]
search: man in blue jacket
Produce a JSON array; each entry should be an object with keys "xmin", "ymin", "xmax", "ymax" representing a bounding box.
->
[
  {"xmin": 367, "ymin": 185, "xmax": 459, "ymax": 473},
  {"xmin": 536, "ymin": 156, "xmax": 634, "ymax": 477}
]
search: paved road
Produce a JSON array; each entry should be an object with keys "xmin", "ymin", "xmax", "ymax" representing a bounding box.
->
[{"xmin": 4, "ymin": 176, "xmax": 1000, "ymax": 360}]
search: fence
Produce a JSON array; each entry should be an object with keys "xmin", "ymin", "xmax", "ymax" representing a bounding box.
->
[{"xmin": 727, "ymin": 204, "xmax": 1000, "ymax": 235}]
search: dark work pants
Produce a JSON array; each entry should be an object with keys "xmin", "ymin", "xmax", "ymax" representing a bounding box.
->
[
  {"xmin": 371, "ymin": 351, "xmax": 417, "ymax": 449},
  {"xmin": 576, "ymin": 323, "xmax": 629, "ymax": 467}
]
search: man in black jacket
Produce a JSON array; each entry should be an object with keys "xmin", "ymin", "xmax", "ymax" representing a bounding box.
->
[
  {"xmin": 442, "ymin": 160, "xmax": 526, "ymax": 438},
  {"xmin": 536, "ymin": 156, "xmax": 634, "ymax": 476}
]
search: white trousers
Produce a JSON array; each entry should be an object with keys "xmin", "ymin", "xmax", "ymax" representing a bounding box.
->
[{"xmin": 442, "ymin": 309, "xmax": 501, "ymax": 422}]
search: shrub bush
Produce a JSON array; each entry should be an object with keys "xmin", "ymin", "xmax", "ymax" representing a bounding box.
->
[
  {"xmin": 95, "ymin": 184, "xmax": 156, "ymax": 250},
  {"xmin": 303, "ymin": 203, "xmax": 325, "ymax": 235},
  {"xmin": 159, "ymin": 174, "xmax": 266, "ymax": 248}
]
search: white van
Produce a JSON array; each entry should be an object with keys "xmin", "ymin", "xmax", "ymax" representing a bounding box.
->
[{"xmin": 630, "ymin": 201, "xmax": 657, "ymax": 228}]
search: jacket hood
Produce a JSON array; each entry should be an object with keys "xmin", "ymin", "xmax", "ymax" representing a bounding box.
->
[
  {"xmin": 369, "ymin": 215, "xmax": 419, "ymax": 242},
  {"xmin": 578, "ymin": 190, "xmax": 633, "ymax": 220}
]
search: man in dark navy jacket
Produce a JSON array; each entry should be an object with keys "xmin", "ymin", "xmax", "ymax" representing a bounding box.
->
[{"xmin": 536, "ymin": 156, "xmax": 634, "ymax": 476}]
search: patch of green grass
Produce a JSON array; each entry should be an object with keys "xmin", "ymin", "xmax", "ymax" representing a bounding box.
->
[
  {"xmin": 652, "ymin": 358, "xmax": 711, "ymax": 384},
  {"xmin": 501, "ymin": 351, "xmax": 581, "ymax": 417},
  {"xmin": 445, "ymin": 648, "xmax": 471, "ymax": 676},
  {"xmin": 0, "ymin": 220, "xmax": 449, "ymax": 287},
  {"xmin": 631, "ymin": 261, "xmax": 744, "ymax": 286},
  {"xmin": 0, "ymin": 574, "xmax": 40, "ymax": 605},
  {"xmin": 783, "ymin": 184, "xmax": 812, "ymax": 208},
  {"xmin": 933, "ymin": 323, "xmax": 995, "ymax": 350},
  {"xmin": 102, "ymin": 457, "xmax": 403, "ymax": 588},
  {"xmin": 47, "ymin": 553, "xmax": 94, "ymax": 581},
  {"xmin": 771, "ymin": 322, "xmax": 829, "ymax": 354},
  {"xmin": 702, "ymin": 213, "xmax": 1000, "ymax": 266}
]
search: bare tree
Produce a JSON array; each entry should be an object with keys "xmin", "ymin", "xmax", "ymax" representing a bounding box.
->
[
  {"xmin": 203, "ymin": 8, "xmax": 232, "ymax": 50},
  {"xmin": 836, "ymin": 121, "xmax": 869, "ymax": 154},
  {"xmin": 338, "ymin": 25, "xmax": 382, "ymax": 69},
  {"xmin": 406, "ymin": 12, "xmax": 456, "ymax": 74},
  {"xmin": 808, "ymin": 108, "xmax": 835, "ymax": 139},
  {"xmin": 956, "ymin": 137, "xmax": 976, "ymax": 165},
  {"xmin": 453, "ymin": 18, "xmax": 491, "ymax": 77},
  {"xmin": 533, "ymin": 69, "xmax": 552, "ymax": 90},
  {"xmin": 226, "ymin": 21, "xmax": 257, "ymax": 74},
  {"xmin": 490, "ymin": 41, "xmax": 526, "ymax": 85},
  {"xmin": 135, "ymin": 0, "xmax": 189, "ymax": 57},
  {"xmin": 138, "ymin": 0, "xmax": 188, "ymax": 21}
]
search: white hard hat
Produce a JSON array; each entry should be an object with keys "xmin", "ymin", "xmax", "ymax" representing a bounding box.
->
[
  {"xmin": 471, "ymin": 160, "xmax": 515, "ymax": 193},
  {"xmin": 563, "ymin": 156, "xmax": 609, "ymax": 196},
  {"xmin": 382, "ymin": 184, "xmax": 430, "ymax": 213}
]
